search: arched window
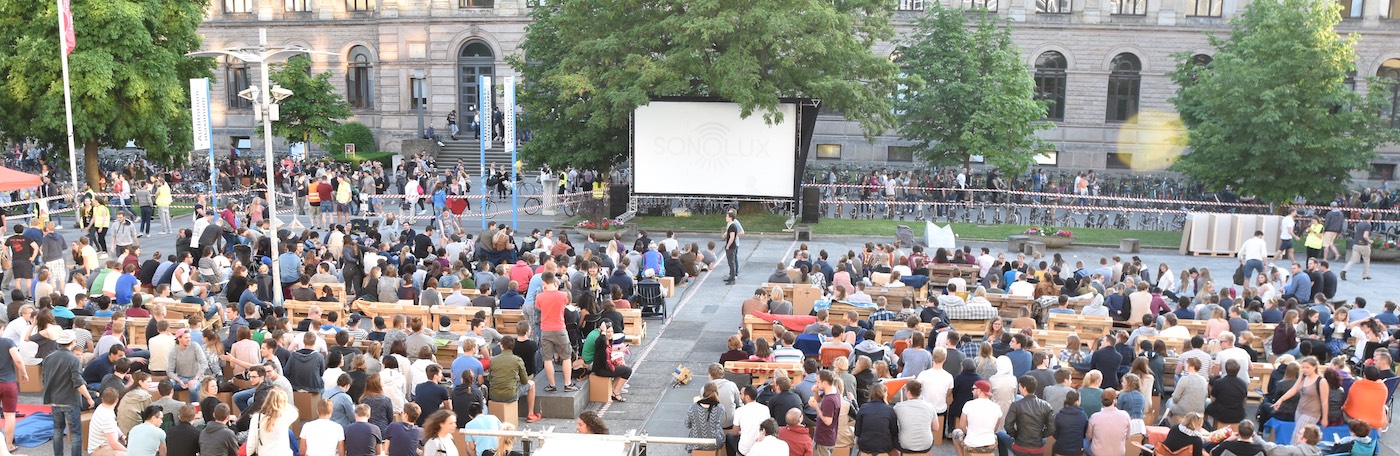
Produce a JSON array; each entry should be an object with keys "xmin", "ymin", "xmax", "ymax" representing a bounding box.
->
[
  {"xmin": 347, "ymin": 46, "xmax": 374, "ymax": 109},
  {"xmin": 1379, "ymin": 59, "xmax": 1400, "ymax": 129},
  {"xmin": 1106, "ymin": 53, "xmax": 1141, "ymax": 123},
  {"xmin": 1034, "ymin": 51, "xmax": 1067, "ymax": 121},
  {"xmin": 1192, "ymin": 54, "xmax": 1212, "ymax": 66},
  {"xmin": 458, "ymin": 41, "xmax": 496, "ymax": 115}
]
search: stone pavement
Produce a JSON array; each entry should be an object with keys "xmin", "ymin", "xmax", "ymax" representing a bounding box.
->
[{"xmin": 12, "ymin": 218, "xmax": 1400, "ymax": 455}]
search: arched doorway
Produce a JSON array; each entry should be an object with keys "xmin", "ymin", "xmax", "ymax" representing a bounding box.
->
[{"xmin": 458, "ymin": 41, "xmax": 495, "ymax": 117}]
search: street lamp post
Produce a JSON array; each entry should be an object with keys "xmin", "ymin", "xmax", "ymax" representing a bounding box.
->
[{"xmin": 188, "ymin": 28, "xmax": 330, "ymax": 305}]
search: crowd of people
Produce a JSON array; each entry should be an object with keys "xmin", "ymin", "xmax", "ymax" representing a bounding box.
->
[{"xmin": 699, "ymin": 240, "xmax": 1395, "ymax": 456}]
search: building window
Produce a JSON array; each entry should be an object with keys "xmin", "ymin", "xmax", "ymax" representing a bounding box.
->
[
  {"xmin": 347, "ymin": 0, "xmax": 373, "ymax": 12},
  {"xmin": 226, "ymin": 60, "xmax": 251, "ymax": 109},
  {"xmin": 225, "ymin": 0, "xmax": 253, "ymax": 13},
  {"xmin": 285, "ymin": 0, "xmax": 309, "ymax": 12},
  {"xmin": 1111, "ymin": 0, "xmax": 1146, "ymax": 14},
  {"xmin": 1035, "ymin": 150, "xmax": 1058, "ymax": 166},
  {"xmin": 410, "ymin": 75, "xmax": 427, "ymax": 109},
  {"xmin": 963, "ymin": 0, "xmax": 997, "ymax": 10},
  {"xmin": 1106, "ymin": 153, "xmax": 1132, "ymax": 169},
  {"xmin": 1340, "ymin": 0, "xmax": 1364, "ymax": 17},
  {"xmin": 1380, "ymin": 59, "xmax": 1400, "ymax": 129},
  {"xmin": 1037, "ymin": 0, "xmax": 1071, "ymax": 14},
  {"xmin": 1345, "ymin": 70, "xmax": 1357, "ymax": 92},
  {"xmin": 1188, "ymin": 0, "xmax": 1222, "ymax": 16},
  {"xmin": 347, "ymin": 46, "xmax": 373, "ymax": 109},
  {"xmin": 887, "ymin": 146, "xmax": 914, "ymax": 162},
  {"xmin": 898, "ymin": 0, "xmax": 925, "ymax": 10},
  {"xmin": 816, "ymin": 144, "xmax": 842, "ymax": 160},
  {"xmin": 1034, "ymin": 51, "xmax": 1067, "ymax": 121},
  {"xmin": 1371, "ymin": 163, "xmax": 1396, "ymax": 180},
  {"xmin": 1380, "ymin": 0, "xmax": 1398, "ymax": 17},
  {"xmin": 459, "ymin": 0, "xmax": 494, "ymax": 7},
  {"xmin": 1106, "ymin": 53, "xmax": 1141, "ymax": 123}
]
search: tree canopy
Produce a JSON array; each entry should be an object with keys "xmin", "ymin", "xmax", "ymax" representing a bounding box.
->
[
  {"xmin": 510, "ymin": 0, "xmax": 906, "ymax": 169},
  {"xmin": 893, "ymin": 5, "xmax": 1051, "ymax": 173},
  {"xmin": 269, "ymin": 55, "xmax": 352, "ymax": 151},
  {"xmin": 1169, "ymin": 0, "xmax": 1399, "ymax": 203},
  {"xmin": 0, "ymin": 0, "xmax": 213, "ymax": 186}
]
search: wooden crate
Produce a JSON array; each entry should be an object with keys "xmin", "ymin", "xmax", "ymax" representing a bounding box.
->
[
  {"xmin": 871, "ymin": 321, "xmax": 931, "ymax": 345},
  {"xmin": 928, "ymin": 264, "xmax": 981, "ymax": 287},
  {"xmin": 828, "ymin": 303, "xmax": 875, "ymax": 328},
  {"xmin": 743, "ymin": 315, "xmax": 778, "ymax": 344},
  {"xmin": 282, "ymin": 300, "xmax": 322, "ymax": 320},
  {"xmin": 1047, "ymin": 313, "xmax": 1113, "ymax": 341},
  {"xmin": 313, "ymin": 283, "xmax": 348, "ymax": 307},
  {"xmin": 351, "ymin": 300, "xmax": 431, "ymax": 321},
  {"xmin": 987, "ymin": 294, "xmax": 1035, "ymax": 319},
  {"xmin": 494, "ymin": 309, "xmax": 525, "ymax": 336},
  {"xmin": 620, "ymin": 308, "xmax": 646, "ymax": 345}
]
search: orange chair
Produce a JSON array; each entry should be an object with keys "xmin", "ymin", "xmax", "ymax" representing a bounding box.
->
[
  {"xmin": 881, "ymin": 378, "xmax": 910, "ymax": 403},
  {"xmin": 820, "ymin": 346, "xmax": 852, "ymax": 367},
  {"xmin": 892, "ymin": 340, "xmax": 910, "ymax": 358}
]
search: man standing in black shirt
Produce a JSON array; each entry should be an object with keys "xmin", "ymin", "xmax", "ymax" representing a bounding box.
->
[
  {"xmin": 166, "ymin": 405, "xmax": 201, "ymax": 455},
  {"xmin": 766, "ymin": 375, "xmax": 804, "ymax": 426},
  {"xmin": 722, "ymin": 211, "xmax": 741, "ymax": 285},
  {"xmin": 414, "ymin": 226, "xmax": 434, "ymax": 259},
  {"xmin": 6, "ymin": 225, "xmax": 37, "ymax": 297},
  {"xmin": 512, "ymin": 321, "xmax": 539, "ymax": 376}
]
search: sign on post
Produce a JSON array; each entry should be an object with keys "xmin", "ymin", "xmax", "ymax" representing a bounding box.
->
[
  {"xmin": 190, "ymin": 78, "xmax": 211, "ymax": 150},
  {"xmin": 344, "ymin": 143, "xmax": 356, "ymax": 156}
]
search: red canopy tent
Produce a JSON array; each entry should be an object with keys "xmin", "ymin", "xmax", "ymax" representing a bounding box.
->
[{"xmin": 0, "ymin": 166, "xmax": 41, "ymax": 193}]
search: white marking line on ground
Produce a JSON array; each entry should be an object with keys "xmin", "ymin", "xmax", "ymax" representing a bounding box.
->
[{"xmin": 598, "ymin": 238, "xmax": 798, "ymax": 417}]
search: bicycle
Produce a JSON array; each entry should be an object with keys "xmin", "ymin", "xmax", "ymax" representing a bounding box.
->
[{"xmin": 522, "ymin": 196, "xmax": 543, "ymax": 215}]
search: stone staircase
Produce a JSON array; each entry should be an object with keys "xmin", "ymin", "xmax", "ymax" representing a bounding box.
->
[{"xmin": 435, "ymin": 137, "xmax": 517, "ymax": 178}]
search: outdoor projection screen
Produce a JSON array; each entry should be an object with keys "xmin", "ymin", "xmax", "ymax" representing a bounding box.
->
[{"xmin": 632, "ymin": 101, "xmax": 798, "ymax": 198}]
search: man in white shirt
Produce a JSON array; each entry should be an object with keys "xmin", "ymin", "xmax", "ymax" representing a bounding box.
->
[
  {"xmin": 300, "ymin": 398, "xmax": 345, "ymax": 456},
  {"xmin": 1238, "ymin": 230, "xmax": 1269, "ymax": 285},
  {"xmin": 747, "ymin": 419, "xmax": 790, "ymax": 456},
  {"xmin": 1007, "ymin": 273, "xmax": 1035, "ymax": 298},
  {"xmin": 953, "ymin": 380, "xmax": 1003, "ymax": 455},
  {"xmin": 1159, "ymin": 314, "xmax": 1192, "ymax": 339},
  {"xmin": 976, "ymin": 248, "xmax": 996, "ymax": 279},
  {"xmin": 190, "ymin": 213, "xmax": 212, "ymax": 251},
  {"xmin": 147, "ymin": 320, "xmax": 177, "ymax": 374},
  {"xmin": 1276, "ymin": 208, "xmax": 1296, "ymax": 262},
  {"xmin": 1213, "ymin": 332, "xmax": 1252, "ymax": 384},
  {"xmin": 89, "ymin": 388, "xmax": 127, "ymax": 455},
  {"xmin": 733, "ymin": 386, "xmax": 771, "ymax": 456},
  {"xmin": 917, "ymin": 348, "xmax": 955, "ymax": 419},
  {"xmin": 1, "ymin": 305, "xmax": 32, "ymax": 345}
]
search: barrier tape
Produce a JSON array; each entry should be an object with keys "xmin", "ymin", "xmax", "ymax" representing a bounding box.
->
[{"xmin": 804, "ymin": 184, "xmax": 1400, "ymax": 217}]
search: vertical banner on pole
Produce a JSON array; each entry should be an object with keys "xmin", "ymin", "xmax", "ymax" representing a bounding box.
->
[
  {"xmin": 190, "ymin": 78, "xmax": 216, "ymax": 203},
  {"xmin": 504, "ymin": 76, "xmax": 517, "ymax": 229},
  {"xmin": 479, "ymin": 75, "xmax": 492, "ymax": 230}
]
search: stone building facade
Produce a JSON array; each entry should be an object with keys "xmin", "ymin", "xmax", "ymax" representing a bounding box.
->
[{"xmin": 197, "ymin": 0, "xmax": 1400, "ymax": 177}]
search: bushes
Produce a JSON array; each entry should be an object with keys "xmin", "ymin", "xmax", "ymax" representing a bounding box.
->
[
  {"xmin": 322, "ymin": 122, "xmax": 377, "ymax": 158},
  {"xmin": 331, "ymin": 150, "xmax": 395, "ymax": 167}
]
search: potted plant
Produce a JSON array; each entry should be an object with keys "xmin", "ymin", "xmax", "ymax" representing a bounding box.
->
[
  {"xmin": 1024, "ymin": 226, "xmax": 1076, "ymax": 249},
  {"xmin": 571, "ymin": 216, "xmax": 636, "ymax": 240},
  {"xmin": 1371, "ymin": 238, "xmax": 1399, "ymax": 261}
]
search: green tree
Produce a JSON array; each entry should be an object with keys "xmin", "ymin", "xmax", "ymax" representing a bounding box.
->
[
  {"xmin": 1169, "ymin": 0, "xmax": 1399, "ymax": 203},
  {"xmin": 322, "ymin": 121, "xmax": 377, "ymax": 156},
  {"xmin": 0, "ymin": 0, "xmax": 213, "ymax": 187},
  {"xmin": 509, "ymin": 0, "xmax": 905, "ymax": 169},
  {"xmin": 269, "ymin": 55, "xmax": 352, "ymax": 151},
  {"xmin": 893, "ymin": 5, "xmax": 1051, "ymax": 173}
]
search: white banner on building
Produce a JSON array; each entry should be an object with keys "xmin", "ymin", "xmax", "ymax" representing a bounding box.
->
[
  {"xmin": 190, "ymin": 78, "xmax": 212, "ymax": 150},
  {"xmin": 503, "ymin": 76, "xmax": 516, "ymax": 161}
]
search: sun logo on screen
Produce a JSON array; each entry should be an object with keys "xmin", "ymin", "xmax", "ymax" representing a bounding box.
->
[{"xmin": 687, "ymin": 122, "xmax": 732, "ymax": 172}]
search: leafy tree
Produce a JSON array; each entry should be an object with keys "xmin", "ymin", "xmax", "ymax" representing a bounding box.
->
[
  {"xmin": 322, "ymin": 121, "xmax": 377, "ymax": 156},
  {"xmin": 0, "ymin": 0, "xmax": 213, "ymax": 187},
  {"xmin": 269, "ymin": 55, "xmax": 351, "ymax": 151},
  {"xmin": 509, "ymin": 0, "xmax": 905, "ymax": 169},
  {"xmin": 1169, "ymin": 0, "xmax": 1399, "ymax": 203},
  {"xmin": 893, "ymin": 5, "xmax": 1051, "ymax": 173}
]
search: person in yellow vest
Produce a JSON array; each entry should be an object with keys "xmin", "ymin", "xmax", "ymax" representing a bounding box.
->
[
  {"xmin": 91, "ymin": 197, "xmax": 112, "ymax": 257},
  {"xmin": 559, "ymin": 171, "xmax": 568, "ymax": 195},
  {"xmin": 1304, "ymin": 217, "xmax": 1325, "ymax": 261},
  {"xmin": 335, "ymin": 174, "xmax": 352, "ymax": 227},
  {"xmin": 155, "ymin": 179, "xmax": 173, "ymax": 235}
]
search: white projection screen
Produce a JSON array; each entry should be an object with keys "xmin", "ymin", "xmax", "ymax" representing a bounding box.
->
[{"xmin": 633, "ymin": 101, "xmax": 798, "ymax": 198}]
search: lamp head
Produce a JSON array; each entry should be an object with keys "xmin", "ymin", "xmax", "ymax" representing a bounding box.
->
[
  {"xmin": 237, "ymin": 86, "xmax": 260, "ymax": 103},
  {"xmin": 269, "ymin": 85, "xmax": 293, "ymax": 103}
]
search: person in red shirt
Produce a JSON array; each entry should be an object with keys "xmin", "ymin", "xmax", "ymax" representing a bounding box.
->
[
  {"xmin": 777, "ymin": 407, "xmax": 814, "ymax": 456},
  {"xmin": 535, "ymin": 273, "xmax": 577, "ymax": 392},
  {"xmin": 316, "ymin": 177, "xmax": 334, "ymax": 230},
  {"xmin": 510, "ymin": 259, "xmax": 533, "ymax": 293}
]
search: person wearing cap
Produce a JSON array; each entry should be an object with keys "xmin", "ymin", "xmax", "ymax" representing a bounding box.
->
[
  {"xmin": 167, "ymin": 327, "xmax": 208, "ymax": 403},
  {"xmin": 432, "ymin": 315, "xmax": 458, "ymax": 341},
  {"xmin": 42, "ymin": 329, "xmax": 91, "ymax": 456},
  {"xmin": 953, "ymin": 380, "xmax": 1001, "ymax": 456}
]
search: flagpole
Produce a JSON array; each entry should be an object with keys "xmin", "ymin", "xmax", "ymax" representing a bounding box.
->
[{"xmin": 57, "ymin": 0, "xmax": 79, "ymax": 204}]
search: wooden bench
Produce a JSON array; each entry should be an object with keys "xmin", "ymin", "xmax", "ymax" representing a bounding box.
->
[
  {"xmin": 163, "ymin": 302, "xmax": 205, "ymax": 320},
  {"xmin": 744, "ymin": 315, "xmax": 779, "ymax": 344},
  {"xmin": 282, "ymin": 300, "xmax": 323, "ymax": 320},
  {"xmin": 126, "ymin": 318, "xmax": 190, "ymax": 350},
  {"xmin": 1031, "ymin": 330, "xmax": 1082, "ymax": 349},
  {"xmin": 723, "ymin": 361, "xmax": 803, "ymax": 386},
  {"xmin": 987, "ymin": 293, "xmax": 1036, "ymax": 319},
  {"xmin": 828, "ymin": 302, "xmax": 875, "ymax": 328},
  {"xmin": 1138, "ymin": 335, "xmax": 1190, "ymax": 353},
  {"xmin": 871, "ymin": 321, "xmax": 932, "ymax": 344},
  {"xmin": 435, "ymin": 287, "xmax": 482, "ymax": 297},
  {"xmin": 763, "ymin": 283, "xmax": 822, "ymax": 317},
  {"xmin": 1246, "ymin": 323, "xmax": 1277, "ymax": 354},
  {"xmin": 1177, "ymin": 319, "xmax": 1208, "ymax": 335},
  {"xmin": 494, "ymin": 309, "xmax": 525, "ymax": 336},
  {"xmin": 866, "ymin": 285, "xmax": 926, "ymax": 306},
  {"xmin": 928, "ymin": 264, "xmax": 981, "ymax": 288},
  {"xmin": 312, "ymin": 283, "xmax": 348, "ymax": 307},
  {"xmin": 430, "ymin": 306, "xmax": 494, "ymax": 334},
  {"xmin": 951, "ymin": 320, "xmax": 988, "ymax": 339},
  {"xmin": 1047, "ymin": 313, "xmax": 1113, "ymax": 341},
  {"xmin": 352, "ymin": 300, "xmax": 431, "ymax": 321}
]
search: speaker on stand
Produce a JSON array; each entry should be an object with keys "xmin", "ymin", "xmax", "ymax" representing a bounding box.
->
[{"xmin": 801, "ymin": 187, "xmax": 820, "ymax": 224}]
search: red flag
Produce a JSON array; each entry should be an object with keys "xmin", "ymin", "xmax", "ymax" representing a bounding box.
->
[{"xmin": 58, "ymin": 0, "xmax": 75, "ymax": 55}]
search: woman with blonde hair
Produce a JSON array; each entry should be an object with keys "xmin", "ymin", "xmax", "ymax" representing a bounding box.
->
[
  {"xmin": 487, "ymin": 422, "xmax": 523, "ymax": 456},
  {"xmin": 1161, "ymin": 412, "xmax": 1207, "ymax": 455},
  {"xmin": 247, "ymin": 389, "xmax": 297, "ymax": 456}
]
